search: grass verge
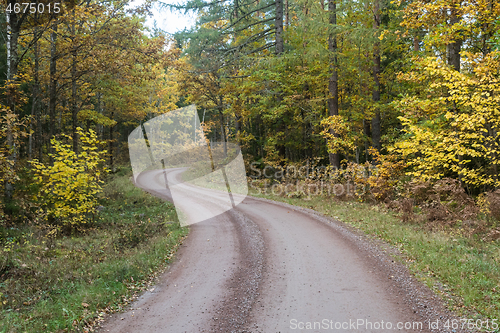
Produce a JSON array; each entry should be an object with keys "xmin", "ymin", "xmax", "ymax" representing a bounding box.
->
[
  {"xmin": 0, "ymin": 167, "xmax": 188, "ymax": 332},
  {"xmin": 250, "ymin": 188, "xmax": 500, "ymax": 328}
]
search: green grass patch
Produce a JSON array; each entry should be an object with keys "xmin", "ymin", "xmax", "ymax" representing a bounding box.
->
[
  {"xmin": 0, "ymin": 167, "xmax": 188, "ymax": 332},
  {"xmin": 251, "ymin": 189, "xmax": 500, "ymax": 326}
]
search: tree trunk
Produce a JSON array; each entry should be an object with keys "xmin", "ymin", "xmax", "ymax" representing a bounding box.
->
[
  {"xmin": 235, "ymin": 113, "xmax": 242, "ymax": 145},
  {"xmin": 5, "ymin": 1, "xmax": 21, "ymax": 212},
  {"xmin": 413, "ymin": 34, "xmax": 420, "ymax": 52},
  {"xmin": 30, "ymin": 27, "xmax": 41, "ymax": 161},
  {"xmin": 275, "ymin": 0, "xmax": 284, "ymax": 54},
  {"xmin": 447, "ymin": 7, "xmax": 461, "ymax": 72},
  {"xmin": 219, "ymin": 96, "xmax": 227, "ymax": 158},
  {"xmin": 49, "ymin": 23, "xmax": 58, "ymax": 164},
  {"xmin": 71, "ymin": 13, "xmax": 78, "ymax": 153},
  {"xmin": 371, "ymin": 0, "xmax": 382, "ymax": 151},
  {"xmin": 363, "ymin": 118, "xmax": 371, "ymax": 161},
  {"xmin": 6, "ymin": 0, "xmax": 21, "ymax": 86},
  {"xmin": 302, "ymin": 0, "xmax": 310, "ymax": 49},
  {"xmin": 285, "ymin": 0, "xmax": 289, "ymax": 28},
  {"xmin": 109, "ymin": 112, "xmax": 114, "ymax": 171},
  {"xmin": 274, "ymin": 0, "xmax": 285, "ymax": 158},
  {"xmin": 328, "ymin": 0, "xmax": 340, "ymax": 168},
  {"xmin": 72, "ymin": 48, "xmax": 78, "ymax": 153}
]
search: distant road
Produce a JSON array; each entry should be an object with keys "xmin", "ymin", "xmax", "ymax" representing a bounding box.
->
[{"xmin": 99, "ymin": 169, "xmax": 461, "ymax": 333}]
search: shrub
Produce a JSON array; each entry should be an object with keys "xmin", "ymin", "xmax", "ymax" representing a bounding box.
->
[
  {"xmin": 337, "ymin": 149, "xmax": 405, "ymax": 202},
  {"xmin": 365, "ymin": 149, "xmax": 406, "ymax": 202},
  {"xmin": 399, "ymin": 178, "xmax": 480, "ymax": 231},
  {"xmin": 31, "ymin": 128, "xmax": 108, "ymax": 228}
]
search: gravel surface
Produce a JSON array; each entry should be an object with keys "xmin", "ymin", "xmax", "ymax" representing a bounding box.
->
[{"xmin": 98, "ymin": 169, "xmax": 470, "ymax": 333}]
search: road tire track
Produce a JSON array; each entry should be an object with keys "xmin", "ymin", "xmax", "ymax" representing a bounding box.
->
[{"xmin": 99, "ymin": 170, "xmax": 468, "ymax": 333}]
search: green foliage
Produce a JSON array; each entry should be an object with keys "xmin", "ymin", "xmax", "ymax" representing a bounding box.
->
[
  {"xmin": 31, "ymin": 128, "xmax": 108, "ymax": 227},
  {"xmin": 77, "ymin": 109, "xmax": 117, "ymax": 127}
]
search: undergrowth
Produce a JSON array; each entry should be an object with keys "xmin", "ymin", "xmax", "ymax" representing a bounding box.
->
[{"xmin": 0, "ymin": 166, "xmax": 187, "ymax": 332}]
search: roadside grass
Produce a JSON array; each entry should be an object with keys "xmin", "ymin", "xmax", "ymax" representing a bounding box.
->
[
  {"xmin": 0, "ymin": 167, "xmax": 187, "ymax": 332},
  {"xmin": 250, "ymin": 187, "xmax": 500, "ymax": 326}
]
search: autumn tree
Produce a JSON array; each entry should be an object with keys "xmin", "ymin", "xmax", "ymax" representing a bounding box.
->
[
  {"xmin": 0, "ymin": 0, "xmax": 181, "ymax": 220},
  {"xmin": 393, "ymin": 0, "xmax": 500, "ymax": 191}
]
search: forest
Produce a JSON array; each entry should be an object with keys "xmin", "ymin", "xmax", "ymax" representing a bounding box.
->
[
  {"xmin": 0, "ymin": 0, "xmax": 500, "ymax": 330},
  {"xmin": 0, "ymin": 0, "xmax": 499, "ymax": 225}
]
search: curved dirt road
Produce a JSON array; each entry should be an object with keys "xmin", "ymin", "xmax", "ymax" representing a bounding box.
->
[{"xmin": 99, "ymin": 169, "xmax": 460, "ymax": 333}]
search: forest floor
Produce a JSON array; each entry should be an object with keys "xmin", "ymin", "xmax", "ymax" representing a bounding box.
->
[{"xmin": 0, "ymin": 168, "xmax": 188, "ymax": 332}]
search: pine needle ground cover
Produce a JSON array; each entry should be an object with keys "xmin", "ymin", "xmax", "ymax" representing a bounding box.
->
[{"xmin": 0, "ymin": 168, "xmax": 187, "ymax": 332}]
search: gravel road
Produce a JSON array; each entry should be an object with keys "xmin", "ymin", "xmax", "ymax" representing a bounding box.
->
[{"xmin": 98, "ymin": 169, "xmax": 466, "ymax": 333}]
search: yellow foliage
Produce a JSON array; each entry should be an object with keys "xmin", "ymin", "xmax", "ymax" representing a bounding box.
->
[
  {"xmin": 320, "ymin": 115, "xmax": 357, "ymax": 155},
  {"xmin": 338, "ymin": 149, "xmax": 405, "ymax": 201},
  {"xmin": 476, "ymin": 193, "xmax": 491, "ymax": 216},
  {"xmin": 392, "ymin": 53, "xmax": 500, "ymax": 189},
  {"xmin": 31, "ymin": 128, "xmax": 108, "ymax": 226},
  {"xmin": 365, "ymin": 149, "xmax": 406, "ymax": 201}
]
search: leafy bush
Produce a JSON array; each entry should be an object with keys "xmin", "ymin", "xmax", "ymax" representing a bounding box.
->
[
  {"xmin": 402, "ymin": 178, "xmax": 478, "ymax": 222},
  {"xmin": 31, "ymin": 128, "xmax": 107, "ymax": 228},
  {"xmin": 365, "ymin": 149, "xmax": 406, "ymax": 202},
  {"xmin": 393, "ymin": 54, "xmax": 500, "ymax": 191}
]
